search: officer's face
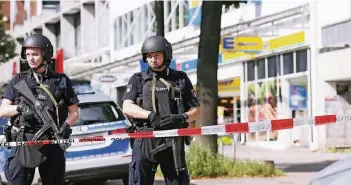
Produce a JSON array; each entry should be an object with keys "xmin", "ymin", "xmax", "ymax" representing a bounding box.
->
[
  {"xmin": 26, "ymin": 47, "xmax": 43, "ymax": 69},
  {"xmin": 146, "ymin": 52, "xmax": 164, "ymax": 69}
]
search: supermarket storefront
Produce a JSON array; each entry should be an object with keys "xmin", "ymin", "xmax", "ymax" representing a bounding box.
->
[{"xmin": 240, "ymin": 31, "xmax": 310, "ymax": 149}]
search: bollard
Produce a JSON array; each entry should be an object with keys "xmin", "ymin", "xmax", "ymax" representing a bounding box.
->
[
  {"xmin": 264, "ymin": 160, "xmax": 275, "ymax": 172},
  {"xmin": 232, "ymin": 134, "xmax": 236, "ymax": 160}
]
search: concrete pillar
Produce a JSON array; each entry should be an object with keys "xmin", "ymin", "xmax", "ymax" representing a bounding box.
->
[
  {"xmin": 60, "ymin": 14, "xmax": 76, "ymax": 59},
  {"xmin": 309, "ymin": 0, "xmax": 323, "ymax": 151},
  {"xmin": 43, "ymin": 24, "xmax": 57, "ymax": 53},
  {"xmin": 81, "ymin": 3, "xmax": 97, "ymax": 53},
  {"xmin": 277, "ymin": 78, "xmax": 292, "ymax": 148},
  {"xmin": 59, "ymin": 0, "xmax": 80, "ymax": 10},
  {"xmin": 96, "ymin": 0, "xmax": 109, "ymax": 48}
]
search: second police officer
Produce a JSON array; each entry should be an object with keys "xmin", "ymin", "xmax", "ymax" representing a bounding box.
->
[
  {"xmin": 122, "ymin": 35, "xmax": 200, "ymax": 185},
  {"xmin": 0, "ymin": 34, "xmax": 80, "ymax": 185}
]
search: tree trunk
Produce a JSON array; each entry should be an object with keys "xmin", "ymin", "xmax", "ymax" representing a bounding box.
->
[
  {"xmin": 196, "ymin": 1, "xmax": 223, "ymax": 154},
  {"xmin": 155, "ymin": 0, "xmax": 165, "ymax": 37}
]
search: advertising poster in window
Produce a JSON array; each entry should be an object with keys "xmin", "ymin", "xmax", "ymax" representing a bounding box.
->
[
  {"xmin": 289, "ymin": 85, "xmax": 307, "ymax": 110},
  {"xmin": 247, "ymin": 83, "xmax": 257, "ymax": 141},
  {"xmin": 257, "ymin": 80, "xmax": 278, "ymax": 140},
  {"xmin": 247, "ymin": 83, "xmax": 256, "ymax": 122},
  {"xmin": 260, "ymin": 80, "xmax": 278, "ymax": 121}
]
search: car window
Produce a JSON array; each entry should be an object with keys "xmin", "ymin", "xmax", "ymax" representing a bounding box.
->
[{"xmin": 74, "ymin": 102, "xmax": 125, "ymax": 126}]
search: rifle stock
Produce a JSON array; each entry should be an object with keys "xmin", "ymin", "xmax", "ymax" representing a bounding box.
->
[{"xmin": 13, "ymin": 79, "xmax": 70, "ymax": 151}]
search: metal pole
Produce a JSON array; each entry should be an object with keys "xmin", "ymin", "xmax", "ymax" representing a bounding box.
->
[
  {"xmin": 232, "ymin": 134, "xmax": 236, "ymax": 160},
  {"xmin": 309, "ymin": 0, "xmax": 321, "ymax": 151}
]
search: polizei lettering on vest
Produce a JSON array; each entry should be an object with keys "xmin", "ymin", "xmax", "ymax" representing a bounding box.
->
[{"xmin": 248, "ymin": 120, "xmax": 271, "ymax": 132}]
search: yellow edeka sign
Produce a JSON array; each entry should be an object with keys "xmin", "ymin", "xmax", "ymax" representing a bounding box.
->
[
  {"xmin": 221, "ymin": 36, "xmax": 263, "ymax": 53},
  {"xmin": 193, "ymin": 78, "xmax": 240, "ymax": 93},
  {"xmin": 219, "ymin": 31, "xmax": 305, "ymax": 62}
]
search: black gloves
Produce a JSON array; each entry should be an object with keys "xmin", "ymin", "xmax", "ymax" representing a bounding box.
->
[
  {"xmin": 148, "ymin": 112, "xmax": 187, "ymax": 130},
  {"xmin": 160, "ymin": 114, "xmax": 187, "ymax": 129},
  {"xmin": 16, "ymin": 101, "xmax": 41, "ymax": 123},
  {"xmin": 148, "ymin": 111, "xmax": 161, "ymax": 127},
  {"xmin": 59, "ymin": 122, "xmax": 72, "ymax": 139}
]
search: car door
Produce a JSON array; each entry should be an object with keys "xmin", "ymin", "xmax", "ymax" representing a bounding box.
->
[{"xmin": 65, "ymin": 101, "xmax": 132, "ymax": 161}]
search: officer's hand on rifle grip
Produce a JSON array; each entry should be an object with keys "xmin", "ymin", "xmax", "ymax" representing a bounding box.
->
[
  {"xmin": 160, "ymin": 114, "xmax": 187, "ymax": 129},
  {"xmin": 148, "ymin": 111, "xmax": 161, "ymax": 128},
  {"xmin": 59, "ymin": 122, "xmax": 71, "ymax": 139},
  {"xmin": 16, "ymin": 101, "xmax": 41, "ymax": 122}
]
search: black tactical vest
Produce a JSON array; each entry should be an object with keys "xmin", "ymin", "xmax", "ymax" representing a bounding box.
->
[
  {"xmin": 11, "ymin": 71, "xmax": 65, "ymax": 130},
  {"xmin": 135, "ymin": 69, "xmax": 185, "ymax": 162}
]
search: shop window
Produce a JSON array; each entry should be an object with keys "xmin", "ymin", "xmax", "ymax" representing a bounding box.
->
[
  {"xmin": 257, "ymin": 58, "xmax": 265, "ymax": 79},
  {"xmin": 283, "ymin": 52, "xmax": 294, "ymax": 75},
  {"xmin": 268, "ymin": 55, "xmax": 278, "ymax": 77},
  {"xmin": 247, "ymin": 60, "xmax": 255, "ymax": 81},
  {"xmin": 296, "ymin": 49, "xmax": 308, "ymax": 72}
]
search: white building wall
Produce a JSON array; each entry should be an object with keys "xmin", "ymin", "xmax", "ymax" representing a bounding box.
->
[{"xmin": 186, "ymin": 61, "xmax": 243, "ymax": 87}]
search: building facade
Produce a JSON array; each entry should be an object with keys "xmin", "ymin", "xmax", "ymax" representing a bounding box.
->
[
  {"xmin": 4, "ymin": 0, "xmax": 351, "ymax": 150},
  {"xmin": 0, "ymin": 0, "xmax": 110, "ymax": 84}
]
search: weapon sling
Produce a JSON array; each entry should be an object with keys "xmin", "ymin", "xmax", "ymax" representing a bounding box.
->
[{"xmin": 29, "ymin": 72, "xmax": 63, "ymax": 142}]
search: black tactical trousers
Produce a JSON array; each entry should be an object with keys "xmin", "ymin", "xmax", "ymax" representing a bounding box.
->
[
  {"xmin": 129, "ymin": 138, "xmax": 190, "ymax": 185},
  {"xmin": 4, "ymin": 144, "xmax": 65, "ymax": 185}
]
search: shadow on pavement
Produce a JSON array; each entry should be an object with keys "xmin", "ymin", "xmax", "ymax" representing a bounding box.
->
[
  {"xmin": 277, "ymin": 160, "xmax": 337, "ymax": 173},
  {"xmin": 152, "ymin": 180, "xmax": 196, "ymax": 185},
  {"xmin": 104, "ymin": 179, "xmax": 197, "ymax": 185}
]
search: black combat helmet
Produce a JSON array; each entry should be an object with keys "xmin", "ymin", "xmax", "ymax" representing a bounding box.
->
[
  {"xmin": 20, "ymin": 34, "xmax": 54, "ymax": 62},
  {"xmin": 141, "ymin": 35, "xmax": 173, "ymax": 63}
]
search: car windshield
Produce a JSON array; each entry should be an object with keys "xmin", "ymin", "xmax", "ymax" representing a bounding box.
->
[{"xmin": 74, "ymin": 102, "xmax": 125, "ymax": 126}]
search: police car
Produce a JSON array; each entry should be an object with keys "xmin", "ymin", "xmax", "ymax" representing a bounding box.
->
[
  {"xmin": 0, "ymin": 99, "xmax": 9, "ymax": 185},
  {"xmin": 0, "ymin": 85, "xmax": 132, "ymax": 185}
]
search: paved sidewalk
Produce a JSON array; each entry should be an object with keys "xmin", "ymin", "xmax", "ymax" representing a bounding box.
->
[
  {"xmin": 108, "ymin": 172, "xmax": 314, "ymax": 185},
  {"xmin": 221, "ymin": 144, "xmax": 350, "ymax": 172},
  {"xmin": 107, "ymin": 145, "xmax": 350, "ymax": 185}
]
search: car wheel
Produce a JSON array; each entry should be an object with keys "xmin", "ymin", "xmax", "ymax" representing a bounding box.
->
[{"xmin": 122, "ymin": 175, "xmax": 129, "ymax": 185}]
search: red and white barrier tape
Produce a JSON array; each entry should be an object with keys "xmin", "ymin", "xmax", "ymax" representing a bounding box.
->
[{"xmin": 0, "ymin": 114, "xmax": 350, "ymax": 147}]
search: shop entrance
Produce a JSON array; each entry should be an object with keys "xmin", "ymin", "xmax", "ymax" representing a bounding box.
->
[{"xmin": 218, "ymin": 96, "xmax": 241, "ymax": 124}]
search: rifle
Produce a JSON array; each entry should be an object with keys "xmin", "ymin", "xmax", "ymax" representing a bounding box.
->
[
  {"xmin": 173, "ymin": 89, "xmax": 187, "ymax": 175},
  {"xmin": 13, "ymin": 79, "xmax": 71, "ymax": 151},
  {"xmin": 153, "ymin": 78, "xmax": 187, "ymax": 175}
]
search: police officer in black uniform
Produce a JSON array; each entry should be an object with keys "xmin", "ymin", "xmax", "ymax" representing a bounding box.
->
[
  {"xmin": 122, "ymin": 35, "xmax": 200, "ymax": 185},
  {"xmin": 0, "ymin": 34, "xmax": 80, "ymax": 185}
]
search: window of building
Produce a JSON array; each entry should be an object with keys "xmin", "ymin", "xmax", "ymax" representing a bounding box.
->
[
  {"xmin": 283, "ymin": 52, "xmax": 294, "ymax": 75},
  {"xmin": 73, "ymin": 13, "xmax": 81, "ymax": 55},
  {"xmin": 257, "ymin": 58, "xmax": 265, "ymax": 79},
  {"xmin": 42, "ymin": 0, "xmax": 60, "ymax": 9},
  {"xmin": 114, "ymin": 19, "xmax": 118, "ymax": 50},
  {"xmin": 247, "ymin": 60, "xmax": 255, "ymax": 81},
  {"xmin": 296, "ymin": 49, "xmax": 308, "ymax": 72},
  {"xmin": 54, "ymin": 22, "xmax": 60, "ymax": 49},
  {"xmin": 268, "ymin": 56, "xmax": 278, "ymax": 78}
]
